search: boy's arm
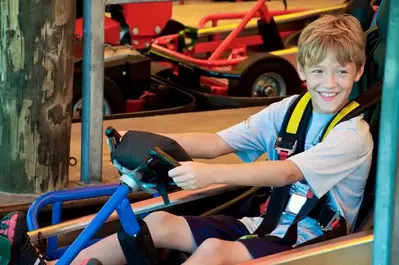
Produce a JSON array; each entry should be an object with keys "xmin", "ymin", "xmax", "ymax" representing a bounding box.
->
[
  {"xmin": 214, "ymin": 160, "xmax": 303, "ymax": 186},
  {"xmin": 119, "ymin": 131, "xmax": 235, "ymax": 159},
  {"xmin": 169, "ymin": 160, "xmax": 303, "ymax": 190},
  {"xmin": 159, "ymin": 132, "xmax": 235, "ymax": 159},
  {"xmin": 170, "ymin": 119, "xmax": 373, "ymax": 191}
]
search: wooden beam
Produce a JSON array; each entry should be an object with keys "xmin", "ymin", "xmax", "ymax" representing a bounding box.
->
[{"xmin": 0, "ymin": 0, "xmax": 76, "ymax": 193}]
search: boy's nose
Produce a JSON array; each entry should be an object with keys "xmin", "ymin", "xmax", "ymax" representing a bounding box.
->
[{"xmin": 325, "ymin": 75, "xmax": 337, "ymax": 88}]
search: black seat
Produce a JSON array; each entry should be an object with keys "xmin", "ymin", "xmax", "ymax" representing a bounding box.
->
[{"xmin": 351, "ymin": 0, "xmax": 388, "ymax": 232}]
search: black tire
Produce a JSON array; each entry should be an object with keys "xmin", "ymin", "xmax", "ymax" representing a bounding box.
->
[
  {"xmin": 228, "ymin": 53, "xmax": 302, "ymax": 97},
  {"xmin": 72, "ymin": 76, "xmax": 127, "ymax": 118}
]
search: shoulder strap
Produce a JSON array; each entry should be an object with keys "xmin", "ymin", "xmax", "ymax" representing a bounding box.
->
[
  {"xmin": 254, "ymin": 92, "xmax": 313, "ymax": 237},
  {"xmin": 274, "ymin": 92, "xmax": 313, "ymax": 160},
  {"xmin": 321, "ymin": 80, "xmax": 382, "ymax": 141}
]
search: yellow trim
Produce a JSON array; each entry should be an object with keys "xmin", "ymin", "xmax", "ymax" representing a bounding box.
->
[
  {"xmin": 286, "ymin": 92, "xmax": 311, "ymax": 134},
  {"xmin": 270, "ymin": 47, "xmax": 298, "ymax": 56},
  {"xmin": 197, "ymin": 4, "xmax": 347, "ymax": 37},
  {"xmin": 322, "ymin": 101, "xmax": 360, "ymax": 141}
]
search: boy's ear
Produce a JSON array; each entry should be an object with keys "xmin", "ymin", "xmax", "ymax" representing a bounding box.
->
[
  {"xmin": 354, "ymin": 63, "xmax": 365, "ymax": 82},
  {"xmin": 296, "ymin": 61, "xmax": 306, "ymax": 81}
]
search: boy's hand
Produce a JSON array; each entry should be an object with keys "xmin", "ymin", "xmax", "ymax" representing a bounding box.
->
[{"xmin": 168, "ymin": 161, "xmax": 215, "ymax": 190}]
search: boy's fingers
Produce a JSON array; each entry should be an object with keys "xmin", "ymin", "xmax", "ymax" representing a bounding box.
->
[
  {"xmin": 171, "ymin": 175, "xmax": 189, "ymax": 184},
  {"xmin": 176, "ymin": 183, "xmax": 191, "ymax": 190},
  {"xmin": 168, "ymin": 165, "xmax": 185, "ymax": 177},
  {"xmin": 177, "ymin": 183, "xmax": 194, "ymax": 190}
]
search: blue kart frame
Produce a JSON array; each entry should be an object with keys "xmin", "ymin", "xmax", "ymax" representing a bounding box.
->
[{"xmin": 27, "ymin": 128, "xmax": 179, "ymax": 264}]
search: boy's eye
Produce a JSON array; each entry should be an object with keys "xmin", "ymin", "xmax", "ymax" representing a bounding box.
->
[
  {"xmin": 311, "ymin": 70, "xmax": 323, "ymax": 74},
  {"xmin": 337, "ymin": 70, "xmax": 348, "ymax": 74}
]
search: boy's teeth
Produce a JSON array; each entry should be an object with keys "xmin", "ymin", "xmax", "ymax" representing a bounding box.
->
[{"xmin": 320, "ymin": 92, "xmax": 337, "ymax": 97}]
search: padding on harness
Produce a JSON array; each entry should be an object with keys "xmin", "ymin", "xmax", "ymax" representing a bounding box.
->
[{"xmin": 252, "ymin": 80, "xmax": 382, "ymax": 247}]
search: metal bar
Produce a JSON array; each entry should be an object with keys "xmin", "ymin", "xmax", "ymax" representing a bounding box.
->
[
  {"xmin": 27, "ymin": 184, "xmax": 120, "ymax": 231},
  {"xmin": 116, "ymin": 198, "xmax": 140, "ymax": 236},
  {"xmin": 56, "ymin": 185, "xmax": 130, "ymax": 265},
  {"xmin": 208, "ymin": 0, "xmax": 267, "ymax": 61},
  {"xmin": 196, "ymin": 4, "xmax": 347, "ymax": 37},
  {"xmin": 258, "ymin": 2, "xmax": 271, "ymax": 23},
  {"xmin": 48, "ymin": 202, "xmax": 62, "ymax": 252},
  {"xmin": 197, "ymin": 8, "xmax": 310, "ymax": 29},
  {"xmin": 81, "ymin": 0, "xmax": 105, "ymax": 184},
  {"xmin": 239, "ymin": 231, "xmax": 373, "ymax": 265},
  {"xmin": 27, "ymin": 185, "xmax": 237, "ymax": 241},
  {"xmin": 373, "ymin": 0, "xmax": 399, "ymax": 264}
]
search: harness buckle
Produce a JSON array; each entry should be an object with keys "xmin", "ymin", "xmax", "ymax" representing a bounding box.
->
[
  {"xmin": 319, "ymin": 211, "xmax": 341, "ymax": 232},
  {"xmin": 274, "ymin": 137, "xmax": 297, "ymax": 158}
]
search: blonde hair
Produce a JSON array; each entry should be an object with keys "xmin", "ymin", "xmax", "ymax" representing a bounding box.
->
[{"xmin": 297, "ymin": 14, "xmax": 366, "ymax": 70}]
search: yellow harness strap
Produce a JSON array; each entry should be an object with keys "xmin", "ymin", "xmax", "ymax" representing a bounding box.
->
[{"xmin": 284, "ymin": 92, "xmax": 361, "ymax": 141}]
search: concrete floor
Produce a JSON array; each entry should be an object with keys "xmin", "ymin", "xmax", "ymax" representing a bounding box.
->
[{"xmin": 0, "ymin": 0, "xmax": 344, "ymax": 210}]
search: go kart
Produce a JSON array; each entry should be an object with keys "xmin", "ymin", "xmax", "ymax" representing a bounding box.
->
[
  {"xmin": 72, "ymin": 0, "xmax": 369, "ymax": 117},
  {"xmin": 148, "ymin": 0, "xmax": 377, "ymax": 109}
]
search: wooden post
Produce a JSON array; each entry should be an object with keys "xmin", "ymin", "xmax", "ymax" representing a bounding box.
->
[{"xmin": 0, "ymin": 0, "xmax": 76, "ymax": 194}]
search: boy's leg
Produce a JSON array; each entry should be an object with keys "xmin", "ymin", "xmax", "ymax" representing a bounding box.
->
[
  {"xmin": 3, "ymin": 210, "xmax": 250, "ymax": 265},
  {"xmin": 0, "ymin": 210, "xmax": 192, "ymax": 265},
  {"xmin": 182, "ymin": 235, "xmax": 294, "ymax": 265},
  {"xmin": 60, "ymin": 211, "xmax": 197, "ymax": 265},
  {"xmin": 183, "ymin": 239, "xmax": 253, "ymax": 265},
  {"xmin": 68, "ymin": 211, "xmax": 249, "ymax": 265}
]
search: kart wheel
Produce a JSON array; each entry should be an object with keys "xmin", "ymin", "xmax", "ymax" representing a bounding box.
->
[
  {"xmin": 228, "ymin": 53, "xmax": 302, "ymax": 97},
  {"xmin": 73, "ymin": 76, "xmax": 126, "ymax": 118}
]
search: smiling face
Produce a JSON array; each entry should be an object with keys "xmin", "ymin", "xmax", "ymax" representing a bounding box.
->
[
  {"xmin": 296, "ymin": 14, "xmax": 367, "ymax": 113},
  {"xmin": 297, "ymin": 51, "xmax": 364, "ymax": 114}
]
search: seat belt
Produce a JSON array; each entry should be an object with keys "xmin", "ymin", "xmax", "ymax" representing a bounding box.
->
[
  {"xmin": 254, "ymin": 80, "xmax": 382, "ymax": 246},
  {"xmin": 255, "ymin": 92, "xmax": 313, "ymax": 237}
]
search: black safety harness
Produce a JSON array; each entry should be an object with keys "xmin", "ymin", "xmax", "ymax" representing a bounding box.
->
[{"xmin": 252, "ymin": 80, "xmax": 382, "ymax": 247}]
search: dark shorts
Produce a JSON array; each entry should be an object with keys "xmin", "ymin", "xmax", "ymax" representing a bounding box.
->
[{"xmin": 183, "ymin": 215, "xmax": 293, "ymax": 259}]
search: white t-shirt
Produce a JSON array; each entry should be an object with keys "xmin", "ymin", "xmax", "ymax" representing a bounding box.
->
[{"xmin": 217, "ymin": 95, "xmax": 373, "ymax": 246}]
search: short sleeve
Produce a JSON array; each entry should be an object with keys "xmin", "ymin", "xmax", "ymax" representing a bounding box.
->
[
  {"xmin": 217, "ymin": 96, "xmax": 297, "ymax": 162},
  {"xmin": 288, "ymin": 118, "xmax": 373, "ymax": 198}
]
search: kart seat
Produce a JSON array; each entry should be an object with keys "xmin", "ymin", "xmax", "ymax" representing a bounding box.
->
[{"xmin": 349, "ymin": 0, "xmax": 388, "ymax": 232}]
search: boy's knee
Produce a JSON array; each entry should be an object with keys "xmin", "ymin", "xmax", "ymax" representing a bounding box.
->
[
  {"xmin": 144, "ymin": 211, "xmax": 177, "ymax": 236},
  {"xmin": 144, "ymin": 211, "xmax": 172, "ymax": 225},
  {"xmin": 143, "ymin": 211, "xmax": 195, "ymax": 251},
  {"xmin": 200, "ymin": 238, "xmax": 223, "ymax": 255},
  {"xmin": 196, "ymin": 238, "xmax": 225, "ymax": 264}
]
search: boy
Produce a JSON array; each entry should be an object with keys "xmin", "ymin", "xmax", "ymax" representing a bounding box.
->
[{"xmin": 1, "ymin": 14, "xmax": 372, "ymax": 265}]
